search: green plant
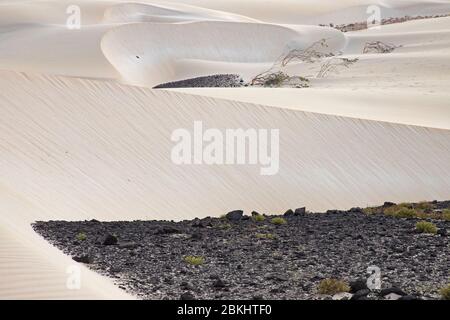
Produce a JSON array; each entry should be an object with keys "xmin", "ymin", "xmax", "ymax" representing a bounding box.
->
[
  {"xmin": 440, "ymin": 284, "xmax": 450, "ymax": 300},
  {"xmin": 253, "ymin": 214, "xmax": 266, "ymax": 222},
  {"xmin": 256, "ymin": 233, "xmax": 276, "ymax": 240},
  {"xmin": 271, "ymin": 217, "xmax": 287, "ymax": 225},
  {"xmin": 317, "ymin": 279, "xmax": 350, "ymax": 295},
  {"xmin": 218, "ymin": 223, "xmax": 232, "ymax": 230},
  {"xmin": 184, "ymin": 256, "xmax": 205, "ymax": 266},
  {"xmin": 385, "ymin": 204, "xmax": 417, "ymax": 218},
  {"xmin": 416, "ymin": 201, "xmax": 432, "ymax": 210},
  {"xmin": 416, "ymin": 221, "xmax": 437, "ymax": 234},
  {"xmin": 442, "ymin": 209, "xmax": 450, "ymax": 221},
  {"xmin": 76, "ymin": 232, "xmax": 87, "ymax": 241}
]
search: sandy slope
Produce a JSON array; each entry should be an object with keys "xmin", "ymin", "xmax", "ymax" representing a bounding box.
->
[
  {"xmin": 0, "ymin": 71, "xmax": 450, "ymax": 298},
  {"xmin": 174, "ymin": 16, "xmax": 450, "ymax": 130}
]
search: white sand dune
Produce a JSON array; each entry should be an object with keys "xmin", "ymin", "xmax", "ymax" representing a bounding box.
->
[
  {"xmin": 0, "ymin": 0, "xmax": 449, "ymax": 300},
  {"xmin": 101, "ymin": 21, "xmax": 345, "ymax": 86},
  {"xmin": 1, "ymin": 71, "xmax": 450, "ymax": 298}
]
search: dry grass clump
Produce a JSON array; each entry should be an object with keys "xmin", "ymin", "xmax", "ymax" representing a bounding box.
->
[{"xmin": 317, "ymin": 279, "xmax": 350, "ymax": 295}]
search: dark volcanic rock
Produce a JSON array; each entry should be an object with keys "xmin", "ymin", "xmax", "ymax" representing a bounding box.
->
[
  {"xmin": 72, "ymin": 255, "xmax": 92, "ymax": 264},
  {"xmin": 226, "ymin": 210, "xmax": 243, "ymax": 221},
  {"xmin": 101, "ymin": 234, "xmax": 118, "ymax": 245},
  {"xmin": 380, "ymin": 287, "xmax": 407, "ymax": 297},
  {"xmin": 295, "ymin": 207, "xmax": 306, "ymax": 215},
  {"xmin": 31, "ymin": 200, "xmax": 450, "ymax": 300},
  {"xmin": 284, "ymin": 209, "xmax": 294, "ymax": 217},
  {"xmin": 180, "ymin": 292, "xmax": 196, "ymax": 300},
  {"xmin": 349, "ymin": 279, "xmax": 368, "ymax": 293},
  {"xmin": 154, "ymin": 74, "xmax": 243, "ymax": 89}
]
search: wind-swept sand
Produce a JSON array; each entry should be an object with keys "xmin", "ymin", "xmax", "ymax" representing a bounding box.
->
[
  {"xmin": 1, "ymin": 71, "xmax": 450, "ymax": 298},
  {"xmin": 0, "ymin": 0, "xmax": 449, "ymax": 299}
]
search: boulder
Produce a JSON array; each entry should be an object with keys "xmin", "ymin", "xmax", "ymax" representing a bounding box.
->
[
  {"xmin": 101, "ymin": 234, "xmax": 118, "ymax": 245},
  {"xmin": 226, "ymin": 210, "xmax": 243, "ymax": 221}
]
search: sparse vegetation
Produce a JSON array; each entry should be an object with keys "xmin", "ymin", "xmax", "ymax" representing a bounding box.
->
[
  {"xmin": 317, "ymin": 278, "xmax": 350, "ymax": 295},
  {"xmin": 440, "ymin": 284, "xmax": 450, "ymax": 300},
  {"xmin": 184, "ymin": 255, "xmax": 205, "ymax": 266},
  {"xmin": 363, "ymin": 41, "xmax": 400, "ymax": 54},
  {"xmin": 250, "ymin": 39, "xmax": 358, "ymax": 88},
  {"xmin": 442, "ymin": 209, "xmax": 450, "ymax": 221},
  {"xmin": 271, "ymin": 217, "xmax": 287, "ymax": 225},
  {"xmin": 253, "ymin": 214, "xmax": 266, "ymax": 222},
  {"xmin": 76, "ymin": 232, "xmax": 87, "ymax": 241},
  {"xmin": 416, "ymin": 221, "xmax": 437, "ymax": 234},
  {"xmin": 218, "ymin": 223, "xmax": 232, "ymax": 230},
  {"xmin": 256, "ymin": 233, "xmax": 276, "ymax": 240}
]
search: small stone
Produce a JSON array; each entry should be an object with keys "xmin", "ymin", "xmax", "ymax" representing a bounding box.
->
[
  {"xmin": 180, "ymin": 292, "xmax": 195, "ymax": 300},
  {"xmin": 118, "ymin": 242, "xmax": 138, "ymax": 249},
  {"xmin": 101, "ymin": 234, "xmax": 118, "ymax": 245},
  {"xmin": 284, "ymin": 209, "xmax": 294, "ymax": 217},
  {"xmin": 351, "ymin": 289, "xmax": 370, "ymax": 300},
  {"xmin": 294, "ymin": 207, "xmax": 306, "ymax": 215},
  {"xmin": 383, "ymin": 202, "xmax": 396, "ymax": 207},
  {"xmin": 72, "ymin": 255, "xmax": 92, "ymax": 264},
  {"xmin": 213, "ymin": 279, "xmax": 226, "ymax": 289},
  {"xmin": 349, "ymin": 279, "xmax": 368, "ymax": 293}
]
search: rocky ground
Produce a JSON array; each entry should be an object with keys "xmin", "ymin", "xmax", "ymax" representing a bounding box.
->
[
  {"xmin": 154, "ymin": 74, "xmax": 243, "ymax": 88},
  {"xmin": 32, "ymin": 201, "xmax": 449, "ymax": 300}
]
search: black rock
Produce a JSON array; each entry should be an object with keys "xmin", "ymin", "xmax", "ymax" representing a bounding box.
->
[
  {"xmin": 252, "ymin": 295, "xmax": 264, "ymax": 300},
  {"xmin": 294, "ymin": 207, "xmax": 306, "ymax": 215},
  {"xmin": 118, "ymin": 242, "xmax": 138, "ymax": 249},
  {"xmin": 213, "ymin": 279, "xmax": 226, "ymax": 289},
  {"xmin": 380, "ymin": 287, "xmax": 407, "ymax": 297},
  {"xmin": 155, "ymin": 226, "xmax": 181, "ymax": 235},
  {"xmin": 284, "ymin": 209, "xmax": 294, "ymax": 217},
  {"xmin": 101, "ymin": 234, "xmax": 118, "ymax": 245},
  {"xmin": 73, "ymin": 255, "xmax": 92, "ymax": 264},
  {"xmin": 349, "ymin": 207, "xmax": 363, "ymax": 213},
  {"xmin": 180, "ymin": 292, "xmax": 196, "ymax": 300},
  {"xmin": 226, "ymin": 210, "xmax": 243, "ymax": 221},
  {"xmin": 437, "ymin": 229, "xmax": 447, "ymax": 237},
  {"xmin": 383, "ymin": 202, "xmax": 396, "ymax": 207},
  {"xmin": 351, "ymin": 289, "xmax": 370, "ymax": 300},
  {"xmin": 190, "ymin": 232, "xmax": 203, "ymax": 240},
  {"xmin": 349, "ymin": 279, "xmax": 368, "ymax": 293},
  {"xmin": 251, "ymin": 211, "xmax": 260, "ymax": 216}
]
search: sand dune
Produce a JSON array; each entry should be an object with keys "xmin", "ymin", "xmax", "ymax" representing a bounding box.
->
[
  {"xmin": 0, "ymin": 0, "xmax": 449, "ymax": 300},
  {"xmin": 1, "ymin": 70, "xmax": 450, "ymax": 298},
  {"xmin": 101, "ymin": 21, "xmax": 345, "ymax": 86}
]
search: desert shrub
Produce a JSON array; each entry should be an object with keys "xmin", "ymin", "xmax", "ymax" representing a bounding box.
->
[
  {"xmin": 256, "ymin": 233, "xmax": 276, "ymax": 240},
  {"xmin": 385, "ymin": 206, "xmax": 417, "ymax": 218},
  {"xmin": 218, "ymin": 223, "xmax": 232, "ymax": 230},
  {"xmin": 416, "ymin": 221, "xmax": 437, "ymax": 234},
  {"xmin": 442, "ymin": 209, "xmax": 450, "ymax": 221},
  {"xmin": 363, "ymin": 41, "xmax": 399, "ymax": 54},
  {"xmin": 76, "ymin": 232, "xmax": 87, "ymax": 241},
  {"xmin": 363, "ymin": 206, "xmax": 378, "ymax": 215},
  {"xmin": 271, "ymin": 217, "xmax": 287, "ymax": 225},
  {"xmin": 317, "ymin": 279, "xmax": 350, "ymax": 295},
  {"xmin": 416, "ymin": 201, "xmax": 432, "ymax": 210},
  {"xmin": 184, "ymin": 256, "xmax": 205, "ymax": 266},
  {"xmin": 440, "ymin": 284, "xmax": 450, "ymax": 300},
  {"xmin": 253, "ymin": 214, "xmax": 266, "ymax": 222}
]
